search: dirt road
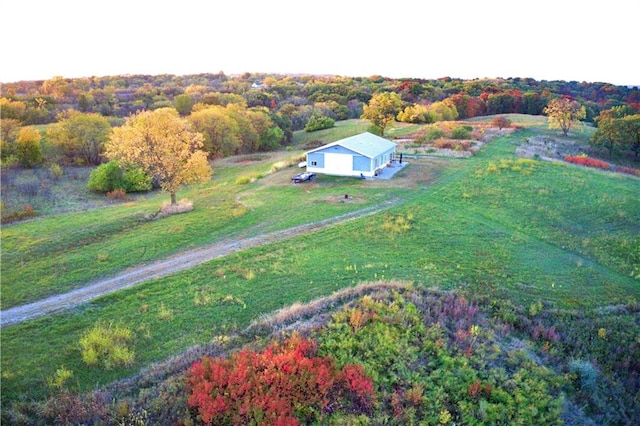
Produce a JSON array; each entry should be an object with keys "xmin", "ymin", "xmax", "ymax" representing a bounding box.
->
[{"xmin": 0, "ymin": 200, "xmax": 399, "ymax": 328}]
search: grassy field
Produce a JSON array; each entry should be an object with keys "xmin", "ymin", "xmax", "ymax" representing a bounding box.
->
[
  {"xmin": 0, "ymin": 151, "xmax": 410, "ymax": 309},
  {"xmin": 1, "ymin": 115, "xmax": 639, "ymax": 407}
]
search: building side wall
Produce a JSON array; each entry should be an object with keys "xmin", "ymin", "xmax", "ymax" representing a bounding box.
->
[
  {"xmin": 307, "ymin": 152, "xmax": 325, "ymax": 168},
  {"xmin": 306, "ymin": 142, "xmax": 396, "ymax": 178}
]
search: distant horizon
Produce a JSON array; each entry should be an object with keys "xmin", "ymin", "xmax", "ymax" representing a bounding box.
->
[
  {"xmin": 3, "ymin": 1, "xmax": 638, "ymax": 88},
  {"xmin": 2, "ymin": 70, "xmax": 637, "ymax": 88}
]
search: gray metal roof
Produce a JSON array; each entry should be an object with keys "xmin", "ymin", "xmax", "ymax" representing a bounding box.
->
[{"xmin": 307, "ymin": 132, "xmax": 396, "ymax": 158}]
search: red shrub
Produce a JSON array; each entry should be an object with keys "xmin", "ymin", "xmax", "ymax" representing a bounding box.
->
[
  {"xmin": 616, "ymin": 165, "xmax": 640, "ymax": 176},
  {"xmin": 340, "ymin": 363, "xmax": 375, "ymax": 409},
  {"xmin": 467, "ymin": 381, "xmax": 483, "ymax": 399},
  {"xmin": 564, "ymin": 155, "xmax": 610, "ymax": 170},
  {"xmin": 186, "ymin": 333, "xmax": 374, "ymax": 425}
]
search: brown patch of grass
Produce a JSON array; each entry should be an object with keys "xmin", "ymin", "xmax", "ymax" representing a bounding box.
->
[
  {"xmin": 248, "ymin": 280, "xmax": 413, "ymax": 333},
  {"xmin": 146, "ymin": 200, "xmax": 194, "ymax": 220},
  {"xmin": 302, "ymin": 140, "xmax": 325, "ymax": 150},
  {"xmin": 320, "ymin": 194, "xmax": 367, "ymax": 205}
]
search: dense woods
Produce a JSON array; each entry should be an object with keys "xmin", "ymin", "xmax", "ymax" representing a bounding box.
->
[
  {"xmin": 2, "ymin": 72, "xmax": 639, "ymax": 170},
  {"xmin": 2, "ymin": 73, "xmax": 638, "ymax": 125}
]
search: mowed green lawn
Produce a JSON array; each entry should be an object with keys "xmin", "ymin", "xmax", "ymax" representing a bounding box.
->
[{"xmin": 1, "ymin": 116, "xmax": 639, "ymax": 404}]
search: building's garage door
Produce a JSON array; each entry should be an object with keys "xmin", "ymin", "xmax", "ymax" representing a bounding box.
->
[{"xmin": 324, "ymin": 153, "xmax": 353, "ymax": 174}]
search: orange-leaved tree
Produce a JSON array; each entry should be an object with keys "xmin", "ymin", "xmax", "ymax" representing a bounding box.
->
[{"xmin": 105, "ymin": 108, "xmax": 211, "ymax": 205}]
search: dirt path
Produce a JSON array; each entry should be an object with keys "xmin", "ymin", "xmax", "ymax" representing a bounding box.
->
[{"xmin": 0, "ymin": 200, "xmax": 400, "ymax": 328}]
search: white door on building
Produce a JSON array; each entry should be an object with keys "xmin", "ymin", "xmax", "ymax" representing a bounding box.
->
[{"xmin": 324, "ymin": 153, "xmax": 353, "ymax": 174}]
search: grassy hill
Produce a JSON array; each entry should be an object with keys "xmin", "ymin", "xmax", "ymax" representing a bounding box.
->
[{"xmin": 1, "ymin": 116, "xmax": 639, "ymax": 424}]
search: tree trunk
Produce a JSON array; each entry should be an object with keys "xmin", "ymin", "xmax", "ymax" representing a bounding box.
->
[{"xmin": 170, "ymin": 192, "xmax": 177, "ymax": 205}]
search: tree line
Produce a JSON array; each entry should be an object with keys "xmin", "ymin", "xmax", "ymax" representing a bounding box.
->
[
  {"xmin": 1, "ymin": 73, "xmax": 639, "ymax": 181},
  {"xmin": 2, "ymin": 73, "xmax": 638, "ymax": 126}
]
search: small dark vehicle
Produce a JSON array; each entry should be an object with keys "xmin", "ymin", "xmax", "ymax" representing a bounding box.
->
[{"xmin": 292, "ymin": 171, "xmax": 316, "ymax": 183}]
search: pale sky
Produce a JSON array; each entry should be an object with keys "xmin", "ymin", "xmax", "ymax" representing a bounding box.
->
[{"xmin": 2, "ymin": 0, "xmax": 638, "ymax": 86}]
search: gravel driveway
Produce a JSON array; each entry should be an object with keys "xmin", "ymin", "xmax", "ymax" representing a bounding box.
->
[{"xmin": 0, "ymin": 200, "xmax": 399, "ymax": 328}]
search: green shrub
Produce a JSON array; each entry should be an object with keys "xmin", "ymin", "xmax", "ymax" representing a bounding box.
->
[
  {"xmin": 16, "ymin": 135, "xmax": 43, "ymax": 168},
  {"xmin": 568, "ymin": 359, "xmax": 599, "ymax": 394},
  {"xmin": 88, "ymin": 161, "xmax": 151, "ymax": 193},
  {"xmin": 79, "ymin": 322, "xmax": 135, "ymax": 369},
  {"xmin": 122, "ymin": 167, "xmax": 152, "ymax": 192},
  {"xmin": 235, "ymin": 175, "xmax": 253, "ymax": 185},
  {"xmin": 49, "ymin": 163, "xmax": 63, "ymax": 180},
  {"xmin": 318, "ymin": 292, "xmax": 564, "ymax": 424},
  {"xmin": 305, "ymin": 114, "xmax": 335, "ymax": 132},
  {"xmin": 451, "ymin": 126, "xmax": 472, "ymax": 140},
  {"xmin": 46, "ymin": 366, "xmax": 73, "ymax": 389},
  {"xmin": 88, "ymin": 161, "xmax": 125, "ymax": 192},
  {"xmin": 1, "ymin": 154, "xmax": 20, "ymax": 169},
  {"xmin": 423, "ymin": 127, "xmax": 445, "ymax": 141}
]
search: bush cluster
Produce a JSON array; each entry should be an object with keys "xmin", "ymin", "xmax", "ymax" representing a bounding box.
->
[
  {"xmin": 451, "ymin": 126, "xmax": 473, "ymax": 140},
  {"xmin": 318, "ymin": 292, "xmax": 565, "ymax": 425},
  {"xmin": 615, "ymin": 165, "xmax": 640, "ymax": 176},
  {"xmin": 419, "ymin": 127, "xmax": 445, "ymax": 142},
  {"xmin": 433, "ymin": 140, "xmax": 473, "ymax": 150},
  {"xmin": 186, "ymin": 332, "xmax": 374, "ymax": 425},
  {"xmin": 87, "ymin": 160, "xmax": 152, "ymax": 193},
  {"xmin": 0, "ymin": 204, "xmax": 36, "ymax": 224},
  {"xmin": 304, "ymin": 114, "xmax": 335, "ymax": 132},
  {"xmin": 12, "ymin": 287, "xmax": 637, "ymax": 425},
  {"xmin": 79, "ymin": 322, "xmax": 135, "ymax": 369},
  {"xmin": 518, "ymin": 304, "xmax": 640, "ymax": 424},
  {"xmin": 564, "ymin": 155, "xmax": 610, "ymax": 170}
]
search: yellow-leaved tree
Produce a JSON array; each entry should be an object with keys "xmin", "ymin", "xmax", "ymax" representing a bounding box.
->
[
  {"xmin": 105, "ymin": 108, "xmax": 211, "ymax": 205},
  {"xmin": 543, "ymin": 97, "xmax": 586, "ymax": 136},
  {"xmin": 361, "ymin": 92, "xmax": 403, "ymax": 136}
]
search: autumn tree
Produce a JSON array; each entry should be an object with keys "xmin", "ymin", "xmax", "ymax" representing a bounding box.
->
[
  {"xmin": 427, "ymin": 99, "xmax": 459, "ymax": 122},
  {"xmin": 361, "ymin": 92, "xmax": 403, "ymax": 136},
  {"xmin": 0, "ymin": 118, "xmax": 21, "ymax": 161},
  {"xmin": 200, "ymin": 92, "xmax": 247, "ymax": 107},
  {"xmin": 591, "ymin": 109, "xmax": 623, "ymax": 157},
  {"xmin": 620, "ymin": 114, "xmax": 640, "ymax": 159},
  {"xmin": 236, "ymin": 106, "xmax": 284, "ymax": 152},
  {"xmin": 105, "ymin": 108, "xmax": 211, "ymax": 205},
  {"xmin": 492, "ymin": 115, "xmax": 511, "ymax": 129},
  {"xmin": 15, "ymin": 127, "xmax": 43, "ymax": 167},
  {"xmin": 41, "ymin": 76, "xmax": 71, "ymax": 101},
  {"xmin": 46, "ymin": 111, "xmax": 112, "ymax": 165},
  {"xmin": 448, "ymin": 93, "xmax": 486, "ymax": 119},
  {"xmin": 397, "ymin": 104, "xmax": 432, "ymax": 123},
  {"xmin": 543, "ymin": 97, "xmax": 586, "ymax": 136},
  {"xmin": 0, "ymin": 97, "xmax": 27, "ymax": 121},
  {"xmin": 189, "ymin": 105, "xmax": 242, "ymax": 157},
  {"xmin": 173, "ymin": 94, "xmax": 194, "ymax": 116}
]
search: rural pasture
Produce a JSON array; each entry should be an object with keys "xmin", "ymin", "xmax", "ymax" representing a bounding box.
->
[{"xmin": 1, "ymin": 115, "xmax": 639, "ymax": 424}]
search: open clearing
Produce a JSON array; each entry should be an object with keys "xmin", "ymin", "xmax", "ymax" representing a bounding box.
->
[
  {"xmin": 0, "ymin": 199, "xmax": 400, "ymax": 327},
  {"xmin": 2, "ymin": 116, "xmax": 638, "ymax": 415}
]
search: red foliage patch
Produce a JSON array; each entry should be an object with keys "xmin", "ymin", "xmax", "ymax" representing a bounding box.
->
[
  {"xmin": 615, "ymin": 165, "xmax": 640, "ymax": 176},
  {"xmin": 564, "ymin": 155, "xmax": 610, "ymax": 170},
  {"xmin": 186, "ymin": 333, "xmax": 374, "ymax": 425},
  {"xmin": 0, "ymin": 204, "xmax": 37, "ymax": 224}
]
